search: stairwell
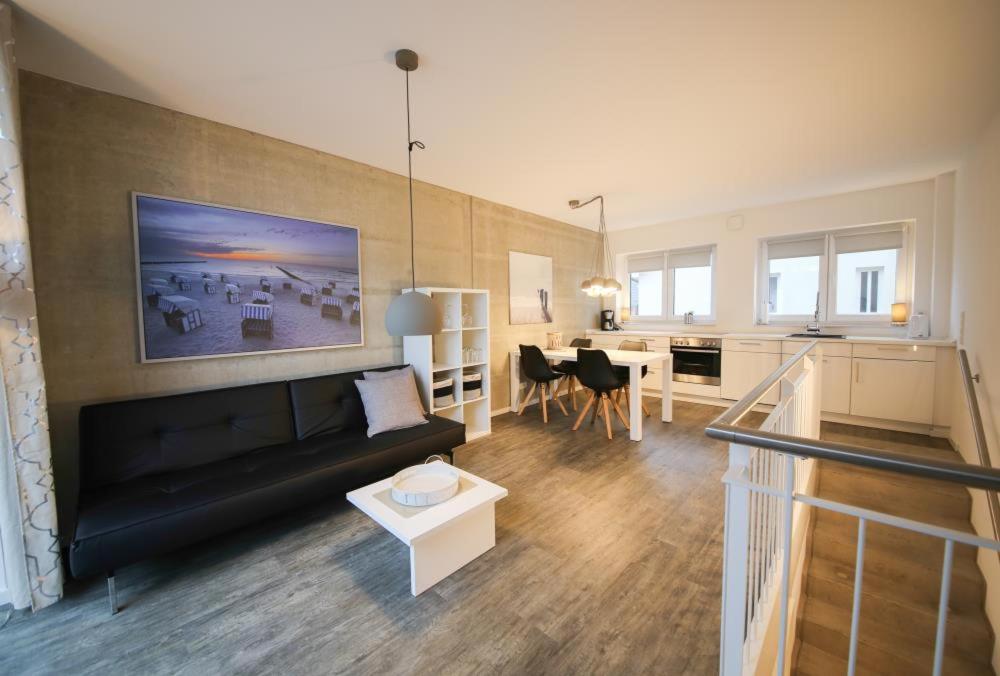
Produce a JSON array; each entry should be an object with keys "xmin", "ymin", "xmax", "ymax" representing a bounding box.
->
[{"xmin": 794, "ymin": 423, "xmax": 996, "ymax": 675}]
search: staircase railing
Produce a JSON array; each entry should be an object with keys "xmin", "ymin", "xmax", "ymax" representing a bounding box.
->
[
  {"xmin": 958, "ymin": 348, "xmax": 1000, "ymax": 544},
  {"xmin": 708, "ymin": 341, "xmax": 1000, "ymax": 676}
]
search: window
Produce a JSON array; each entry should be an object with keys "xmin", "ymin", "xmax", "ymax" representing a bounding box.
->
[
  {"xmin": 668, "ymin": 247, "xmax": 714, "ymax": 319},
  {"xmin": 856, "ymin": 266, "xmax": 883, "ymax": 313},
  {"xmin": 764, "ymin": 236, "xmax": 824, "ymax": 318},
  {"xmin": 758, "ymin": 223, "xmax": 909, "ymax": 325},
  {"xmin": 627, "ymin": 246, "xmax": 716, "ymax": 321}
]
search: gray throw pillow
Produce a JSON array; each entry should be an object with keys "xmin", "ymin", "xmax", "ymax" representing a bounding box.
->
[
  {"xmin": 363, "ymin": 365, "xmax": 426, "ymax": 414},
  {"xmin": 355, "ymin": 376, "xmax": 429, "ymax": 437}
]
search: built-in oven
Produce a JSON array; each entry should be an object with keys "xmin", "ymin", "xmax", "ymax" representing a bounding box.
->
[{"xmin": 670, "ymin": 337, "xmax": 722, "ymax": 386}]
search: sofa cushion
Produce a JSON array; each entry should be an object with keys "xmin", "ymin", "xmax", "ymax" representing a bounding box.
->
[
  {"xmin": 355, "ymin": 376, "xmax": 428, "ymax": 437},
  {"xmin": 69, "ymin": 414, "xmax": 465, "ymax": 578},
  {"xmin": 79, "ymin": 381, "xmax": 295, "ymax": 489},
  {"xmin": 288, "ymin": 365, "xmax": 407, "ymax": 440}
]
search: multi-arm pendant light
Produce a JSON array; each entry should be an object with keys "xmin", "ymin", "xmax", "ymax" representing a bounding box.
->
[
  {"xmin": 569, "ymin": 195, "xmax": 622, "ymax": 297},
  {"xmin": 385, "ymin": 48, "xmax": 443, "ymax": 336}
]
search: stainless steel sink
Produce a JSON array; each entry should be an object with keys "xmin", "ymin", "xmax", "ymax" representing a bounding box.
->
[{"xmin": 786, "ymin": 333, "xmax": 846, "ymax": 339}]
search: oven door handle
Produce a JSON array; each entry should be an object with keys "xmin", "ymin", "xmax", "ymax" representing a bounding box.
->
[{"xmin": 670, "ymin": 347, "xmax": 721, "ymax": 354}]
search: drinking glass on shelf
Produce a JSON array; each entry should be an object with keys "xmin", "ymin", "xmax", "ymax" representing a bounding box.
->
[{"xmin": 462, "ymin": 303, "xmax": 472, "ymax": 327}]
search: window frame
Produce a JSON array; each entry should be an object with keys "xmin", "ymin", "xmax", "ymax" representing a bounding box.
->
[
  {"xmin": 756, "ymin": 222, "xmax": 912, "ymax": 327},
  {"xmin": 665, "ymin": 245, "xmax": 717, "ymax": 322},
  {"xmin": 626, "ymin": 245, "xmax": 717, "ymax": 324}
]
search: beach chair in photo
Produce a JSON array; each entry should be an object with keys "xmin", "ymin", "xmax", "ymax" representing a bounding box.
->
[
  {"xmin": 299, "ymin": 286, "xmax": 317, "ymax": 306},
  {"xmin": 225, "ymin": 283, "xmax": 241, "ymax": 304},
  {"xmin": 251, "ymin": 289, "xmax": 274, "ymax": 305},
  {"xmin": 241, "ymin": 303, "xmax": 273, "ymax": 339},
  {"xmin": 345, "ymin": 293, "xmax": 360, "ymax": 306},
  {"xmin": 320, "ymin": 295, "xmax": 343, "ymax": 319},
  {"xmin": 322, "ymin": 281, "xmax": 336, "ymax": 296},
  {"xmin": 145, "ymin": 283, "xmax": 173, "ymax": 308},
  {"xmin": 219, "ymin": 273, "xmax": 228, "ymax": 282},
  {"xmin": 259, "ymin": 277, "xmax": 272, "ymax": 293},
  {"xmin": 350, "ymin": 300, "xmax": 361, "ymax": 325},
  {"xmin": 203, "ymin": 280, "xmax": 217, "ymax": 294},
  {"xmin": 175, "ymin": 276, "xmax": 192, "ymax": 291},
  {"xmin": 157, "ymin": 295, "xmax": 203, "ymax": 334}
]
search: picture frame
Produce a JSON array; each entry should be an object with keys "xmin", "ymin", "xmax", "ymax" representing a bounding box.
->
[{"xmin": 131, "ymin": 192, "xmax": 364, "ymax": 362}]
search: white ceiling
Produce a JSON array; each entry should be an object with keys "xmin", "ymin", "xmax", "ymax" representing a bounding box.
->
[{"xmin": 12, "ymin": 0, "xmax": 1000, "ymax": 230}]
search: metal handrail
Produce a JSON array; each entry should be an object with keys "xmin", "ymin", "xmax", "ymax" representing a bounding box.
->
[
  {"xmin": 959, "ymin": 348, "xmax": 1000, "ymax": 539},
  {"xmin": 706, "ymin": 341, "xmax": 1000, "ymax": 492}
]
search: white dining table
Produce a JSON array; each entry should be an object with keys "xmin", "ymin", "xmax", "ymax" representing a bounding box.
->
[{"xmin": 511, "ymin": 347, "xmax": 672, "ymax": 441}]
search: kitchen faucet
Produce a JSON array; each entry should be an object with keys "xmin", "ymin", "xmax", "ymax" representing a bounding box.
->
[{"xmin": 805, "ymin": 292, "xmax": 821, "ymax": 334}]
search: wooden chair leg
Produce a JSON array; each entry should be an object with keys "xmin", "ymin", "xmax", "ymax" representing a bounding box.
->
[
  {"xmin": 552, "ymin": 381, "xmax": 568, "ymax": 416},
  {"xmin": 622, "ymin": 384, "xmax": 630, "ymax": 415},
  {"xmin": 569, "ymin": 377, "xmax": 577, "ymax": 411},
  {"xmin": 611, "ymin": 396, "xmax": 630, "ymax": 430},
  {"xmin": 573, "ymin": 392, "xmax": 595, "ymax": 430},
  {"xmin": 590, "ymin": 392, "xmax": 601, "ymax": 426},
  {"xmin": 602, "ymin": 395, "xmax": 613, "ymax": 439},
  {"xmin": 641, "ymin": 400, "xmax": 651, "ymax": 417},
  {"xmin": 518, "ymin": 382, "xmax": 537, "ymax": 415},
  {"xmin": 540, "ymin": 384, "xmax": 549, "ymax": 423}
]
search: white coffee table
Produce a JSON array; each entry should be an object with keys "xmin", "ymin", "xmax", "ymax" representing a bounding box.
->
[{"xmin": 346, "ymin": 462, "xmax": 508, "ymax": 596}]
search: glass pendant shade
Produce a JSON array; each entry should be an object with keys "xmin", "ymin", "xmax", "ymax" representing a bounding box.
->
[
  {"xmin": 386, "ymin": 291, "xmax": 442, "ymax": 336},
  {"xmin": 572, "ymin": 195, "xmax": 620, "ymax": 298}
]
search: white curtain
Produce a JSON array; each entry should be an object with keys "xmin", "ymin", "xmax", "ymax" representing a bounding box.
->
[{"xmin": 0, "ymin": 4, "xmax": 63, "ymax": 610}]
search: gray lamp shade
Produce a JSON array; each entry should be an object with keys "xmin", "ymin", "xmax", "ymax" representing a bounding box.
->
[{"xmin": 385, "ymin": 291, "xmax": 443, "ymax": 336}]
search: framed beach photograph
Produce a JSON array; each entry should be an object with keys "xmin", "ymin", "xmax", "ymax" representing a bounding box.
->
[
  {"xmin": 508, "ymin": 251, "xmax": 553, "ymax": 325},
  {"xmin": 132, "ymin": 193, "xmax": 363, "ymax": 362}
]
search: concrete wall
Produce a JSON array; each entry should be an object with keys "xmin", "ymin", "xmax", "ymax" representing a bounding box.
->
[
  {"xmin": 19, "ymin": 72, "xmax": 600, "ymax": 533},
  {"xmin": 948, "ymin": 111, "xmax": 1000, "ymax": 672},
  {"xmin": 608, "ymin": 176, "xmax": 955, "ymax": 338}
]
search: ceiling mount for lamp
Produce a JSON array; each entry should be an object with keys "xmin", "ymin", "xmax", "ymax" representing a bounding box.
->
[
  {"xmin": 385, "ymin": 48, "xmax": 443, "ymax": 337},
  {"xmin": 570, "ymin": 195, "xmax": 621, "ymax": 298}
]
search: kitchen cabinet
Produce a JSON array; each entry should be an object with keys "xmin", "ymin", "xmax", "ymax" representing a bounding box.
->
[
  {"xmin": 850, "ymin": 358, "xmax": 935, "ymax": 424},
  {"xmin": 721, "ymin": 350, "xmax": 781, "ymax": 405},
  {"xmin": 782, "ymin": 352, "xmax": 852, "ymax": 415}
]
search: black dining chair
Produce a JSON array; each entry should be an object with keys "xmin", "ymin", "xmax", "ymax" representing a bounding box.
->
[
  {"xmin": 573, "ymin": 348, "xmax": 629, "ymax": 439},
  {"xmin": 553, "ymin": 338, "xmax": 592, "ymax": 410},
  {"xmin": 517, "ymin": 344, "xmax": 568, "ymax": 423},
  {"xmin": 614, "ymin": 339, "xmax": 652, "ymax": 418}
]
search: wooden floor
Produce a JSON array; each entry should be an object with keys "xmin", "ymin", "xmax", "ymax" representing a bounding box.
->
[{"xmin": 0, "ymin": 399, "xmax": 969, "ymax": 675}]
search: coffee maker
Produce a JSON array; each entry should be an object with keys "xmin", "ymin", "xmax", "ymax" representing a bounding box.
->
[{"xmin": 600, "ymin": 309, "xmax": 620, "ymax": 331}]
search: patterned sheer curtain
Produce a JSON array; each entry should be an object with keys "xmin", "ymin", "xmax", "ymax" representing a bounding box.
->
[{"xmin": 0, "ymin": 4, "xmax": 63, "ymax": 610}]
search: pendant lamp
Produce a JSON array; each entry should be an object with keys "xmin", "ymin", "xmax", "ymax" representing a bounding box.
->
[
  {"xmin": 385, "ymin": 48, "xmax": 443, "ymax": 336},
  {"xmin": 569, "ymin": 195, "xmax": 622, "ymax": 298}
]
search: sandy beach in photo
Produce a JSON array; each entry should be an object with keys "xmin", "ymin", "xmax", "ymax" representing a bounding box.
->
[{"xmin": 140, "ymin": 265, "xmax": 362, "ymax": 360}]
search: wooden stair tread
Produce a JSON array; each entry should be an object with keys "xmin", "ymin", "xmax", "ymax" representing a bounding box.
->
[
  {"xmin": 793, "ymin": 642, "xmax": 848, "ymax": 676},
  {"xmin": 813, "ymin": 509, "xmax": 978, "ymax": 560},
  {"xmin": 799, "ymin": 597, "xmax": 993, "ymax": 674},
  {"xmin": 805, "ymin": 559, "xmax": 992, "ymax": 658},
  {"xmin": 807, "ymin": 554, "xmax": 986, "ymax": 617}
]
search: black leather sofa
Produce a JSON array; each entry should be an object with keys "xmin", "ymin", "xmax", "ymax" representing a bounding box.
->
[{"xmin": 70, "ymin": 366, "xmax": 464, "ymax": 611}]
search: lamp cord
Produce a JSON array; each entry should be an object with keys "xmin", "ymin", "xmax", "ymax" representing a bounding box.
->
[{"xmin": 405, "ymin": 69, "xmax": 424, "ymax": 290}]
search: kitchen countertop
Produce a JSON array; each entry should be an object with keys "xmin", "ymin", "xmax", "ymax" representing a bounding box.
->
[{"xmin": 584, "ymin": 328, "xmax": 956, "ymax": 348}]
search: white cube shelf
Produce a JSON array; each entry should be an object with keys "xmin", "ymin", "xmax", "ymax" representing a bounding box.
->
[{"xmin": 403, "ymin": 288, "xmax": 491, "ymax": 441}]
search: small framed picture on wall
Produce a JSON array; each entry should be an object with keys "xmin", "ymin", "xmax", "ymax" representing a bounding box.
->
[{"xmin": 508, "ymin": 251, "xmax": 553, "ymax": 325}]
